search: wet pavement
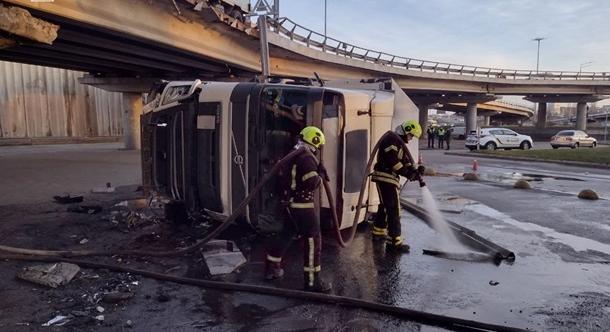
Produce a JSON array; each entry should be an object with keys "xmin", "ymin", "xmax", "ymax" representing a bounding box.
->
[{"xmin": 1, "ymin": 145, "xmax": 610, "ymax": 331}]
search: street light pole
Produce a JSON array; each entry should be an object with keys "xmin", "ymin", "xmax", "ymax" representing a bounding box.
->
[
  {"xmin": 532, "ymin": 37, "xmax": 545, "ymax": 73},
  {"xmin": 579, "ymin": 61, "xmax": 593, "ymax": 73},
  {"xmin": 324, "ymin": 0, "xmax": 327, "ymax": 38}
]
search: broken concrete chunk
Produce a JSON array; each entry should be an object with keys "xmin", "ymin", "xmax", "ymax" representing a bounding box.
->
[
  {"xmin": 578, "ymin": 189, "xmax": 599, "ymax": 200},
  {"xmin": 0, "ymin": 5, "xmax": 59, "ymax": 44},
  {"xmin": 53, "ymin": 195, "xmax": 84, "ymax": 204},
  {"xmin": 41, "ymin": 315, "xmax": 70, "ymax": 327},
  {"xmin": 202, "ymin": 240, "xmax": 247, "ymax": 275},
  {"xmin": 513, "ymin": 179, "xmax": 531, "ymax": 189},
  {"xmin": 18, "ymin": 263, "xmax": 80, "ymax": 288}
]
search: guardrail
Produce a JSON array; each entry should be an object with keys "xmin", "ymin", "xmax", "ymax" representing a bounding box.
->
[{"xmin": 268, "ymin": 17, "xmax": 610, "ymax": 81}]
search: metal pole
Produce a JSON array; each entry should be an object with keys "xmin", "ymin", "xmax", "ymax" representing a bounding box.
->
[
  {"xmin": 532, "ymin": 37, "xmax": 544, "ymax": 74},
  {"xmin": 273, "ymin": 0, "xmax": 279, "ymax": 21},
  {"xmin": 601, "ymin": 112, "xmax": 608, "ymax": 142},
  {"xmin": 258, "ymin": 15, "xmax": 270, "ymax": 82},
  {"xmin": 324, "ymin": 0, "xmax": 327, "ymax": 37}
]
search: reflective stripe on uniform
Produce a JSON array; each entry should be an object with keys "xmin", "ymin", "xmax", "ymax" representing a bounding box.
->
[
  {"xmin": 391, "ymin": 236, "xmax": 402, "ymax": 245},
  {"xmin": 303, "ymin": 266, "xmax": 321, "ymax": 272},
  {"xmin": 372, "ymin": 226, "xmax": 387, "ymax": 236},
  {"xmin": 289, "ymin": 202, "xmax": 315, "ymax": 209},
  {"xmin": 371, "ymin": 171, "xmax": 400, "ymax": 186},
  {"xmin": 392, "ymin": 162, "xmax": 403, "ymax": 171},
  {"xmin": 266, "ymin": 255, "xmax": 282, "ymax": 263},
  {"xmin": 398, "ymin": 148, "xmax": 404, "ymax": 160},
  {"xmin": 308, "ymin": 237, "xmax": 315, "ymax": 287},
  {"xmin": 384, "ymin": 145, "xmax": 398, "ymax": 153},
  {"xmin": 302, "ymin": 171, "xmax": 318, "ymax": 182},
  {"xmin": 290, "ymin": 164, "xmax": 297, "ymax": 190}
]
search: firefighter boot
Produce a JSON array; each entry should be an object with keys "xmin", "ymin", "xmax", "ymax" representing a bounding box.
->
[
  {"xmin": 303, "ymin": 272, "xmax": 332, "ymax": 293},
  {"xmin": 386, "ymin": 236, "xmax": 410, "ymax": 253},
  {"xmin": 264, "ymin": 261, "xmax": 284, "ymax": 281}
]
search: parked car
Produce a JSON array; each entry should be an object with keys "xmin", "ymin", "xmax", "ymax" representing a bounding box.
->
[
  {"xmin": 465, "ymin": 128, "xmax": 533, "ymax": 151},
  {"xmin": 452, "ymin": 126, "xmax": 466, "ymax": 139},
  {"xmin": 550, "ymin": 130, "xmax": 597, "ymax": 149}
]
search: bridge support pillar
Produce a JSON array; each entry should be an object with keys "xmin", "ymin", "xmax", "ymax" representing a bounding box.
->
[
  {"xmin": 536, "ymin": 102, "xmax": 547, "ymax": 128},
  {"xmin": 483, "ymin": 116, "xmax": 490, "ymax": 126},
  {"xmin": 122, "ymin": 93, "xmax": 143, "ymax": 150},
  {"xmin": 418, "ymin": 104, "xmax": 429, "ymax": 135},
  {"xmin": 576, "ymin": 102, "xmax": 587, "ymax": 131},
  {"xmin": 466, "ymin": 102, "xmax": 477, "ymax": 135}
]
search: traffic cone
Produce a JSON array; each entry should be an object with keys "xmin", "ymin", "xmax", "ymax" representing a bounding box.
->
[{"xmin": 472, "ymin": 159, "xmax": 478, "ymax": 172}]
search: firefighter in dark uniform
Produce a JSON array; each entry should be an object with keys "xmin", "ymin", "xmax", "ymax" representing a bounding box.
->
[
  {"xmin": 265, "ymin": 126, "xmax": 331, "ymax": 293},
  {"xmin": 371, "ymin": 120, "xmax": 425, "ymax": 253},
  {"xmin": 426, "ymin": 125, "xmax": 435, "ymax": 149}
]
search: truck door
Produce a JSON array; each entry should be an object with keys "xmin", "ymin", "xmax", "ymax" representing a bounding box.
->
[{"xmin": 338, "ymin": 92, "xmax": 371, "ymax": 229}]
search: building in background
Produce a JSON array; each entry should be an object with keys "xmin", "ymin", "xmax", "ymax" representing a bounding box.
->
[{"xmin": 0, "ymin": 61, "xmax": 124, "ymax": 143}]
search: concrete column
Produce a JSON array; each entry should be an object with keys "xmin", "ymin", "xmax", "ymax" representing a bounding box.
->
[
  {"xmin": 536, "ymin": 102, "xmax": 547, "ymax": 128},
  {"xmin": 483, "ymin": 116, "xmax": 491, "ymax": 126},
  {"xmin": 418, "ymin": 104, "xmax": 429, "ymax": 136},
  {"xmin": 466, "ymin": 102, "xmax": 477, "ymax": 135},
  {"xmin": 576, "ymin": 102, "xmax": 587, "ymax": 131},
  {"xmin": 122, "ymin": 93, "xmax": 143, "ymax": 150}
]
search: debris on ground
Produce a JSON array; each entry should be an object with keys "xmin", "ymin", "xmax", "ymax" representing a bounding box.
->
[
  {"xmin": 423, "ymin": 168, "xmax": 437, "ymax": 176},
  {"xmin": 53, "ymin": 194, "xmax": 84, "ymax": 204},
  {"xmin": 94, "ymin": 315, "xmax": 105, "ymax": 321},
  {"xmin": 96, "ymin": 306, "xmax": 105, "ymax": 313},
  {"xmin": 17, "ymin": 262, "xmax": 80, "ymax": 288},
  {"xmin": 79, "ymin": 238, "xmax": 89, "ymax": 245},
  {"xmin": 489, "ymin": 280, "xmax": 500, "ymax": 286},
  {"xmin": 202, "ymin": 240, "xmax": 247, "ymax": 275},
  {"xmin": 92, "ymin": 182, "xmax": 116, "ymax": 193},
  {"xmin": 578, "ymin": 189, "xmax": 599, "ymax": 200},
  {"xmin": 463, "ymin": 173, "xmax": 480, "ymax": 181},
  {"xmin": 67, "ymin": 205, "xmax": 103, "ymax": 214},
  {"xmin": 513, "ymin": 179, "xmax": 531, "ymax": 189},
  {"xmin": 106, "ymin": 197, "xmax": 164, "ymax": 229},
  {"xmin": 41, "ymin": 315, "xmax": 70, "ymax": 327},
  {"xmin": 102, "ymin": 291, "xmax": 134, "ymax": 303}
]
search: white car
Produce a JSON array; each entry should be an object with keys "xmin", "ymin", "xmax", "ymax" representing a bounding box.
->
[{"xmin": 465, "ymin": 128, "xmax": 533, "ymax": 151}]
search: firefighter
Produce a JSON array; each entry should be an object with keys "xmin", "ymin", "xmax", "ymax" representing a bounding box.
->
[
  {"xmin": 444, "ymin": 125, "xmax": 453, "ymax": 150},
  {"xmin": 426, "ymin": 125, "xmax": 435, "ymax": 149},
  {"xmin": 436, "ymin": 126, "xmax": 446, "ymax": 149},
  {"xmin": 265, "ymin": 126, "xmax": 332, "ymax": 293},
  {"xmin": 371, "ymin": 120, "xmax": 425, "ymax": 253}
]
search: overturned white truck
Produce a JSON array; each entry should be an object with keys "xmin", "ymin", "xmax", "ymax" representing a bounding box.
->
[{"xmin": 141, "ymin": 78, "xmax": 419, "ymax": 230}]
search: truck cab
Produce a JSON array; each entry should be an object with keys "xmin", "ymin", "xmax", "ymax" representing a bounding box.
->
[{"xmin": 141, "ymin": 79, "xmax": 418, "ymax": 230}]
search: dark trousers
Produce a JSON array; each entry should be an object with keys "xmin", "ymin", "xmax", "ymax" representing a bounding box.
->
[
  {"xmin": 445, "ymin": 136, "xmax": 451, "ymax": 150},
  {"xmin": 437, "ymin": 136, "xmax": 444, "ymax": 149},
  {"xmin": 427, "ymin": 135, "xmax": 435, "ymax": 148},
  {"xmin": 267, "ymin": 207, "xmax": 321, "ymax": 280},
  {"xmin": 373, "ymin": 181, "xmax": 401, "ymax": 240}
]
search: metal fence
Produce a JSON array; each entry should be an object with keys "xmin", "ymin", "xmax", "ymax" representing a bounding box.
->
[
  {"xmin": 0, "ymin": 61, "xmax": 123, "ymax": 139},
  {"xmin": 270, "ymin": 17, "xmax": 610, "ymax": 81}
]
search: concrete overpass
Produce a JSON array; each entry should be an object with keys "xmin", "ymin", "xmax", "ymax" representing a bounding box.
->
[
  {"xmin": 2, "ymin": 0, "xmax": 610, "ymax": 145},
  {"xmin": 436, "ymin": 100, "xmax": 535, "ymax": 125}
]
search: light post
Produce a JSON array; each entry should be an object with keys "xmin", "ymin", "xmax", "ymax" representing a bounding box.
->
[
  {"xmin": 579, "ymin": 61, "xmax": 593, "ymax": 73},
  {"xmin": 532, "ymin": 37, "xmax": 545, "ymax": 73},
  {"xmin": 324, "ymin": 0, "xmax": 327, "ymax": 38}
]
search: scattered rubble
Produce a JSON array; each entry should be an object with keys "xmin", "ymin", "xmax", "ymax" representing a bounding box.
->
[
  {"xmin": 79, "ymin": 238, "xmax": 89, "ymax": 245},
  {"xmin": 102, "ymin": 291, "xmax": 134, "ymax": 304},
  {"xmin": 17, "ymin": 263, "xmax": 80, "ymax": 288},
  {"xmin": 41, "ymin": 315, "xmax": 70, "ymax": 327},
  {"xmin": 513, "ymin": 179, "xmax": 531, "ymax": 189},
  {"xmin": 489, "ymin": 280, "xmax": 500, "ymax": 286},
  {"xmin": 578, "ymin": 189, "xmax": 599, "ymax": 200},
  {"xmin": 202, "ymin": 240, "xmax": 247, "ymax": 275},
  {"xmin": 463, "ymin": 173, "xmax": 480, "ymax": 181},
  {"xmin": 53, "ymin": 195, "xmax": 84, "ymax": 204},
  {"xmin": 92, "ymin": 182, "xmax": 116, "ymax": 193},
  {"xmin": 67, "ymin": 205, "xmax": 103, "ymax": 214}
]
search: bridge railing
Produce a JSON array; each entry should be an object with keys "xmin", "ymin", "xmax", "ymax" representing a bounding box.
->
[{"xmin": 269, "ymin": 17, "xmax": 610, "ymax": 81}]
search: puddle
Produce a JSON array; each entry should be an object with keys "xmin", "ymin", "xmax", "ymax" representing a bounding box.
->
[
  {"xmin": 466, "ymin": 204, "xmax": 610, "ymax": 255},
  {"xmin": 477, "ymin": 171, "xmax": 584, "ymax": 185}
]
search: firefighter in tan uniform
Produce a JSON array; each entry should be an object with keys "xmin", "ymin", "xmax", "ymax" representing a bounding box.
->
[
  {"xmin": 265, "ymin": 126, "xmax": 331, "ymax": 293},
  {"xmin": 371, "ymin": 120, "xmax": 425, "ymax": 253}
]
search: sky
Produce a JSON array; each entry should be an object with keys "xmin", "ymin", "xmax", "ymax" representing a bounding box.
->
[{"xmin": 275, "ymin": 0, "xmax": 610, "ymax": 73}]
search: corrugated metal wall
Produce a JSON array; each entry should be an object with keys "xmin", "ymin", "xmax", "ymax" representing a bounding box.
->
[{"xmin": 0, "ymin": 61, "xmax": 123, "ymax": 138}]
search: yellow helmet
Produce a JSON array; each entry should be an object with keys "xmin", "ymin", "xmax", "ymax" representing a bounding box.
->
[
  {"xmin": 396, "ymin": 119, "xmax": 422, "ymax": 138},
  {"xmin": 300, "ymin": 126, "xmax": 326, "ymax": 149}
]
